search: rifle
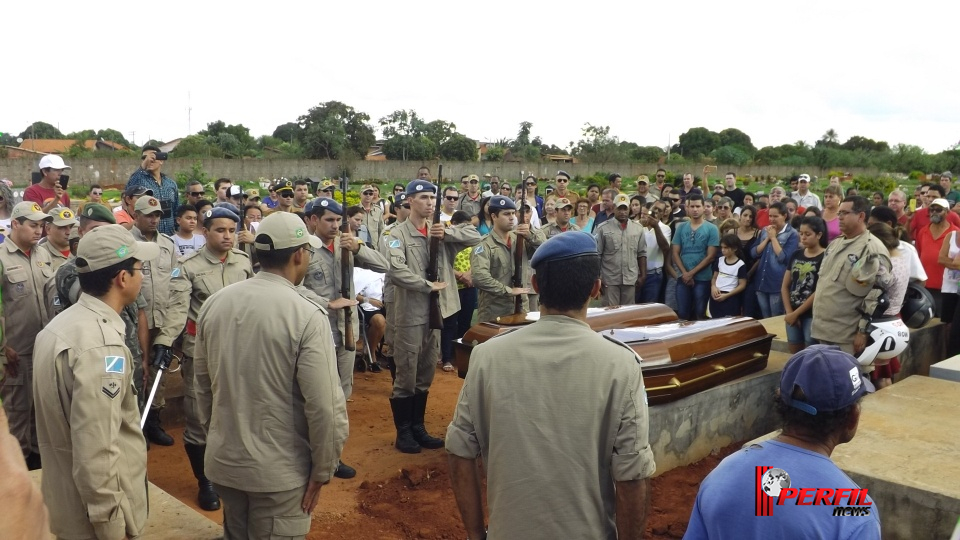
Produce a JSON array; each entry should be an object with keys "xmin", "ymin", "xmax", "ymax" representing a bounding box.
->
[
  {"xmin": 426, "ymin": 164, "xmax": 444, "ymax": 330},
  {"xmin": 513, "ymin": 170, "xmax": 526, "ymax": 314},
  {"xmin": 340, "ymin": 175, "xmax": 356, "ymax": 352}
]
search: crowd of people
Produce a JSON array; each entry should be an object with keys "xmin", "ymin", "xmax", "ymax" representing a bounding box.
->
[{"xmin": 0, "ymin": 148, "xmax": 945, "ymax": 539}]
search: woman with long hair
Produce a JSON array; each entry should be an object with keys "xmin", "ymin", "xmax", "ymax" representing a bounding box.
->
[
  {"xmin": 476, "ymin": 196, "xmax": 494, "ymax": 235},
  {"xmin": 737, "ymin": 205, "xmax": 762, "ymax": 318},
  {"xmin": 629, "ymin": 195, "xmax": 645, "ymax": 222},
  {"xmin": 870, "ymin": 221, "xmax": 910, "ymax": 388},
  {"xmin": 520, "ymin": 176, "xmax": 543, "ymax": 228},
  {"xmin": 821, "ymin": 184, "xmax": 843, "ymax": 243},
  {"xmin": 385, "ymin": 183, "xmax": 405, "ymax": 225},
  {"xmin": 238, "ymin": 204, "xmax": 264, "ymax": 273},
  {"xmin": 574, "ymin": 200, "xmax": 594, "ymax": 232}
]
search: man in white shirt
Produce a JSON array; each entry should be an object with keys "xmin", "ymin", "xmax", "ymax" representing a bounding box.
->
[
  {"xmin": 791, "ymin": 174, "xmax": 821, "ymax": 209},
  {"xmin": 639, "ymin": 201, "xmax": 672, "ymax": 303}
]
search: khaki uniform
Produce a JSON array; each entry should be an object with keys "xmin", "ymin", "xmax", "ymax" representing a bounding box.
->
[
  {"xmin": 33, "ymin": 294, "xmax": 148, "ymax": 540},
  {"xmin": 470, "ymin": 228, "xmax": 545, "ymax": 323},
  {"xmin": 594, "ymin": 219, "xmax": 648, "ymax": 306},
  {"xmin": 553, "ymin": 190, "xmax": 579, "ymax": 206},
  {"xmin": 303, "ymin": 238, "xmax": 387, "ymax": 399},
  {"xmin": 386, "ymin": 220, "xmax": 481, "ymax": 398},
  {"xmin": 40, "ymin": 239, "xmax": 71, "ymax": 272},
  {"xmin": 812, "ymin": 230, "xmax": 892, "ymax": 356},
  {"xmin": 0, "ymin": 239, "xmax": 54, "ymax": 457},
  {"xmin": 380, "ymin": 224, "xmax": 399, "ymax": 351},
  {"xmin": 194, "ymin": 272, "xmax": 348, "ymax": 539},
  {"xmin": 542, "ymin": 221, "xmax": 581, "ymax": 239},
  {"xmin": 446, "ymin": 315, "xmax": 656, "ymax": 538},
  {"xmin": 46, "ymin": 258, "xmax": 150, "ymax": 411},
  {"xmin": 165, "ymin": 247, "xmax": 253, "ymax": 445},
  {"xmin": 361, "ymin": 203, "xmax": 384, "ymax": 250},
  {"xmin": 130, "ymin": 227, "xmax": 178, "ymax": 410}
]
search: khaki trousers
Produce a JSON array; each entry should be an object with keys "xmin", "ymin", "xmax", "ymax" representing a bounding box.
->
[
  {"xmin": 602, "ymin": 285, "xmax": 636, "ymax": 307},
  {"xmin": 215, "ymin": 483, "xmax": 311, "ymax": 540},
  {"xmin": 1, "ymin": 354, "xmax": 36, "ymax": 456},
  {"xmin": 391, "ymin": 324, "xmax": 438, "ymax": 399}
]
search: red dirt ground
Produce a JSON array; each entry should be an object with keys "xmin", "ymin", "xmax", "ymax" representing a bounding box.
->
[{"xmin": 147, "ymin": 366, "xmax": 739, "ymax": 539}]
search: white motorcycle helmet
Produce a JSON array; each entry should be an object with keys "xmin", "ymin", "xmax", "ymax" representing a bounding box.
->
[{"xmin": 856, "ymin": 316, "xmax": 910, "ymax": 367}]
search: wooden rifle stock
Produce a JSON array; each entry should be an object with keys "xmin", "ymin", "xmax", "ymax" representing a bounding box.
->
[
  {"xmin": 340, "ymin": 176, "xmax": 356, "ymax": 351},
  {"xmin": 512, "ymin": 186, "xmax": 526, "ymax": 314},
  {"xmin": 427, "ymin": 164, "xmax": 444, "ymax": 330}
]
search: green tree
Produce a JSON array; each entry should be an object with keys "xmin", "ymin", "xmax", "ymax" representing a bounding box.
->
[
  {"xmin": 65, "ymin": 129, "xmax": 97, "ymax": 141},
  {"xmin": 421, "ymin": 119, "xmax": 457, "ymax": 147},
  {"xmin": 19, "ymin": 121, "xmax": 64, "ymax": 139},
  {"xmin": 298, "ymin": 101, "xmax": 375, "ymax": 160},
  {"xmin": 816, "ymin": 128, "xmax": 840, "ymax": 148},
  {"xmin": 710, "ymin": 145, "xmax": 751, "ymax": 166},
  {"xmin": 718, "ymin": 128, "xmax": 757, "ymax": 154},
  {"xmin": 513, "ymin": 121, "xmax": 533, "ymax": 149},
  {"xmin": 272, "ymin": 122, "xmax": 302, "ymax": 143},
  {"xmin": 440, "ymin": 133, "xmax": 478, "ymax": 161},
  {"xmin": 379, "ymin": 109, "xmax": 424, "ymax": 138},
  {"xmin": 484, "ymin": 145, "xmax": 506, "ymax": 162},
  {"xmin": 171, "ymin": 135, "xmax": 224, "ymax": 158},
  {"xmin": 382, "ymin": 135, "xmax": 437, "ymax": 161},
  {"xmin": 674, "ymin": 127, "xmax": 721, "ymax": 158},
  {"xmin": 96, "ymin": 128, "xmax": 132, "ymax": 148},
  {"xmin": 198, "ymin": 120, "xmax": 256, "ymax": 157},
  {"xmin": 0, "ymin": 132, "xmax": 17, "ymax": 145},
  {"xmin": 841, "ymin": 136, "xmax": 890, "ymax": 153},
  {"xmin": 571, "ymin": 124, "xmax": 624, "ymax": 165}
]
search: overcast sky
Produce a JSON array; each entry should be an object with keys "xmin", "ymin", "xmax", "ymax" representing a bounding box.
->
[{"xmin": 4, "ymin": 0, "xmax": 958, "ymax": 153}]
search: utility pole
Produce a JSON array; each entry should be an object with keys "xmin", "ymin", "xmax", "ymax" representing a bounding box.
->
[
  {"xmin": 187, "ymin": 91, "xmax": 192, "ymax": 135},
  {"xmin": 129, "ymin": 131, "xmax": 136, "ymax": 146}
]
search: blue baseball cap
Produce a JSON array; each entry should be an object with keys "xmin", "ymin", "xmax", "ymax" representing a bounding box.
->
[
  {"xmin": 203, "ymin": 207, "xmax": 240, "ymax": 224},
  {"xmin": 780, "ymin": 345, "xmax": 875, "ymax": 415},
  {"xmin": 405, "ymin": 180, "xmax": 437, "ymax": 196},
  {"xmin": 530, "ymin": 231, "xmax": 599, "ymax": 269},
  {"xmin": 489, "ymin": 195, "xmax": 516, "ymax": 211},
  {"xmin": 305, "ymin": 197, "xmax": 343, "ymax": 216}
]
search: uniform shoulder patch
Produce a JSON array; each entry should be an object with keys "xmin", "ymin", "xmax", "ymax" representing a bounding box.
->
[
  {"xmin": 101, "ymin": 377, "xmax": 121, "ymax": 400},
  {"xmin": 104, "ymin": 355, "xmax": 125, "ymax": 374},
  {"xmin": 389, "ymin": 239, "xmax": 401, "ymax": 249},
  {"xmin": 171, "ymin": 267, "xmax": 181, "ymax": 278},
  {"xmin": 474, "ymin": 245, "xmax": 484, "ymax": 254}
]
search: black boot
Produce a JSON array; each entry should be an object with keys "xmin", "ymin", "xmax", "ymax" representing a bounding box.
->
[
  {"xmin": 389, "ymin": 397, "xmax": 421, "ymax": 454},
  {"xmin": 184, "ymin": 444, "xmax": 221, "ymax": 511},
  {"xmin": 143, "ymin": 410, "xmax": 174, "ymax": 446},
  {"xmin": 410, "ymin": 392, "xmax": 444, "ymax": 450},
  {"xmin": 25, "ymin": 452, "xmax": 42, "ymax": 471},
  {"xmin": 334, "ymin": 461, "xmax": 357, "ymax": 479}
]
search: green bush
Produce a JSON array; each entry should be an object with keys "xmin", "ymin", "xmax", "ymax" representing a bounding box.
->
[
  {"xmin": 908, "ymin": 170, "xmax": 926, "ymax": 180},
  {"xmin": 175, "ymin": 160, "xmax": 211, "ymax": 190},
  {"xmin": 852, "ymin": 175, "xmax": 897, "ymax": 196}
]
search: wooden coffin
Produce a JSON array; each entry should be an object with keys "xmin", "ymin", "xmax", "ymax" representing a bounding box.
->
[
  {"xmin": 455, "ymin": 313, "xmax": 774, "ymax": 406},
  {"xmin": 454, "ymin": 303, "xmax": 679, "ymax": 375}
]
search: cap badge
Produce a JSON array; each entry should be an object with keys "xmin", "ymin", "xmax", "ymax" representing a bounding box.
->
[
  {"xmin": 205, "ymin": 210, "xmax": 213, "ymax": 218},
  {"xmin": 321, "ymin": 200, "xmax": 328, "ymax": 207},
  {"xmin": 116, "ymin": 245, "xmax": 129, "ymax": 258},
  {"xmin": 416, "ymin": 185, "xmax": 423, "ymax": 191},
  {"xmin": 296, "ymin": 228, "xmax": 304, "ymax": 238},
  {"xmin": 32, "ymin": 203, "xmax": 41, "ymax": 212}
]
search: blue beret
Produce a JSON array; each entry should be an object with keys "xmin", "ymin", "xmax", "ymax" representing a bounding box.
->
[
  {"xmin": 395, "ymin": 192, "xmax": 408, "ymax": 204},
  {"xmin": 405, "ymin": 180, "xmax": 437, "ymax": 196},
  {"xmin": 530, "ymin": 231, "xmax": 599, "ymax": 269},
  {"xmin": 203, "ymin": 207, "xmax": 240, "ymax": 223},
  {"xmin": 213, "ymin": 201, "xmax": 241, "ymax": 215},
  {"xmin": 489, "ymin": 195, "xmax": 516, "ymax": 211},
  {"xmin": 306, "ymin": 197, "xmax": 343, "ymax": 215}
]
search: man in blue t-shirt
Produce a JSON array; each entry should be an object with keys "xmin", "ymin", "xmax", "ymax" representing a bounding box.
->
[
  {"xmin": 671, "ymin": 193, "xmax": 719, "ymax": 320},
  {"xmin": 684, "ymin": 346, "xmax": 881, "ymax": 539}
]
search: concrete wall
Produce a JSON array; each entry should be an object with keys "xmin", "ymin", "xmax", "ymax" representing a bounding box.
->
[{"xmin": 0, "ymin": 156, "xmax": 880, "ymax": 188}]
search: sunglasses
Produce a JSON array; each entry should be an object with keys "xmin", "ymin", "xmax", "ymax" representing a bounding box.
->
[
  {"xmin": 469, "ymin": 180, "xmax": 479, "ymax": 184},
  {"xmin": 556, "ymin": 178, "xmax": 568, "ymax": 183},
  {"xmin": 445, "ymin": 196, "xmax": 459, "ymax": 201},
  {"xmin": 188, "ymin": 191, "xmax": 204, "ymax": 196},
  {"xmin": 362, "ymin": 191, "xmax": 374, "ymax": 195},
  {"xmin": 656, "ymin": 174, "xmax": 665, "ymax": 178},
  {"xmin": 525, "ymin": 182, "xmax": 536, "ymax": 187},
  {"xmin": 929, "ymin": 207, "xmax": 946, "ymax": 213},
  {"xmin": 718, "ymin": 205, "xmax": 730, "ymax": 209},
  {"xmin": 91, "ymin": 191, "xmax": 102, "ymax": 196},
  {"xmin": 280, "ymin": 192, "xmax": 294, "ymax": 198},
  {"xmin": 394, "ymin": 187, "xmax": 404, "ymax": 192}
]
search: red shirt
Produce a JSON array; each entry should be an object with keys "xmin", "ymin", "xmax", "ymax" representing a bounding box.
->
[
  {"xmin": 909, "ymin": 207, "xmax": 960, "ymax": 240},
  {"xmin": 915, "ymin": 224, "xmax": 959, "ymax": 290},
  {"xmin": 755, "ymin": 208, "xmax": 770, "ymax": 228},
  {"xmin": 23, "ymin": 184, "xmax": 70, "ymax": 208}
]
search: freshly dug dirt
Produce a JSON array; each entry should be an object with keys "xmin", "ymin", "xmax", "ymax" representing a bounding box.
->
[{"xmin": 147, "ymin": 366, "xmax": 738, "ymax": 539}]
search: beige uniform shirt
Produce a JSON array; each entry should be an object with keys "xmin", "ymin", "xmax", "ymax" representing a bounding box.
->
[
  {"xmin": 594, "ymin": 219, "xmax": 648, "ymax": 286},
  {"xmin": 456, "ymin": 193, "xmax": 483, "ymax": 218},
  {"xmin": 194, "ymin": 272, "xmax": 348, "ymax": 491},
  {"xmin": 542, "ymin": 221, "xmax": 581, "ymax": 239},
  {"xmin": 386, "ymin": 220, "xmax": 481, "ymax": 325},
  {"xmin": 41, "ymin": 239, "xmax": 71, "ymax": 273},
  {"xmin": 33, "ymin": 294, "xmax": 148, "ymax": 540},
  {"xmin": 131, "ymin": 227, "xmax": 178, "ymax": 332},
  {"xmin": 379, "ymin": 224, "xmax": 399, "ymax": 304},
  {"xmin": 446, "ymin": 315, "xmax": 656, "ymax": 539},
  {"xmin": 162, "ymin": 247, "xmax": 254, "ymax": 354},
  {"xmin": 361, "ymin": 203, "xmax": 384, "ymax": 250},
  {"xmin": 0, "ymin": 240, "xmax": 54, "ymax": 357},
  {"xmin": 470, "ymin": 228, "xmax": 545, "ymax": 323},
  {"xmin": 303, "ymin": 238, "xmax": 388, "ymax": 348},
  {"xmin": 812, "ymin": 230, "xmax": 892, "ymax": 345}
]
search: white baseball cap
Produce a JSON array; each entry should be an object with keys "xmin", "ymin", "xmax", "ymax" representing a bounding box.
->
[{"xmin": 38, "ymin": 154, "xmax": 70, "ymax": 170}]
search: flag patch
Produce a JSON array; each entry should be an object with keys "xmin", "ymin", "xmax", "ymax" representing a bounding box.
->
[
  {"xmin": 389, "ymin": 239, "xmax": 401, "ymax": 249},
  {"xmin": 104, "ymin": 356, "xmax": 125, "ymax": 374}
]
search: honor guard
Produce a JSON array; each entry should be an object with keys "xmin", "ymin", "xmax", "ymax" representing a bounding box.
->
[
  {"xmin": 0, "ymin": 202, "xmax": 54, "ymax": 469},
  {"xmin": 165, "ymin": 207, "xmax": 253, "ymax": 510},
  {"xmin": 302, "ymin": 197, "xmax": 388, "ymax": 478},
  {"xmin": 130, "ymin": 195, "xmax": 180, "ymax": 445},
  {"xmin": 34, "ymin": 224, "xmax": 158, "ymax": 539},
  {"xmin": 385, "ymin": 180, "xmax": 481, "ymax": 454},
  {"xmin": 194, "ymin": 211, "xmax": 348, "ymax": 539},
  {"xmin": 379, "ymin": 191, "xmax": 409, "ymax": 378},
  {"xmin": 470, "ymin": 195, "xmax": 545, "ymax": 323}
]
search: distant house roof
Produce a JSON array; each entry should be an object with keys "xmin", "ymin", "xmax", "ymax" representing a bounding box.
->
[
  {"xmin": 17, "ymin": 139, "xmax": 128, "ymax": 153},
  {"xmin": 159, "ymin": 138, "xmax": 183, "ymax": 153},
  {"xmin": 365, "ymin": 143, "xmax": 386, "ymax": 161}
]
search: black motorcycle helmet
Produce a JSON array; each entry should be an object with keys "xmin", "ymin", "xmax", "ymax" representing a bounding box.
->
[{"xmin": 901, "ymin": 282, "xmax": 935, "ymax": 329}]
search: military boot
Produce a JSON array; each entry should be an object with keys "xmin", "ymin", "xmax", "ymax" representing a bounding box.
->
[
  {"xmin": 390, "ymin": 397, "xmax": 421, "ymax": 454},
  {"xmin": 184, "ymin": 443, "xmax": 221, "ymax": 511},
  {"xmin": 143, "ymin": 409, "xmax": 174, "ymax": 446},
  {"xmin": 410, "ymin": 392, "xmax": 444, "ymax": 450}
]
